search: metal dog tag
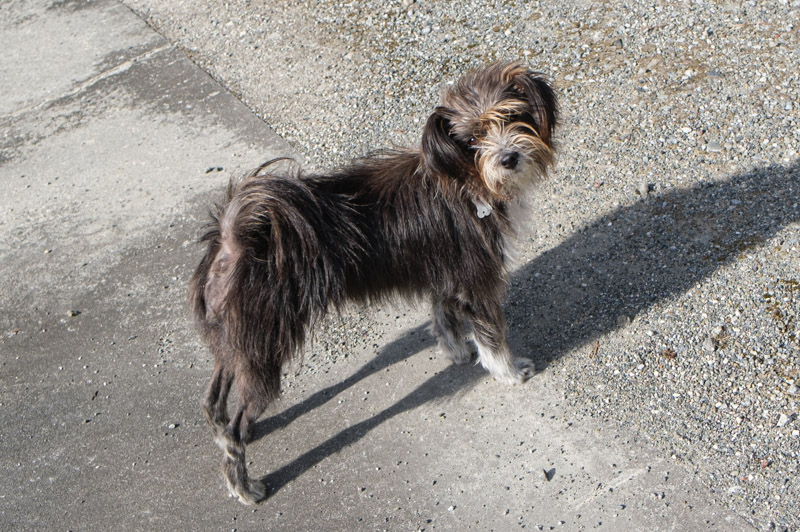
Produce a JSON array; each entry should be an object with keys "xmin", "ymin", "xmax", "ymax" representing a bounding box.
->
[{"xmin": 472, "ymin": 197, "xmax": 493, "ymax": 218}]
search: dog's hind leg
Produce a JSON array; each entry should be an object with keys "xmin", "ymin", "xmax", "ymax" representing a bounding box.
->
[
  {"xmin": 200, "ymin": 342, "xmax": 266, "ymax": 503},
  {"xmin": 431, "ymin": 297, "xmax": 473, "ymax": 365},
  {"xmin": 202, "ymin": 356, "xmax": 234, "ymax": 449},
  {"xmin": 217, "ymin": 366, "xmax": 278, "ymax": 505},
  {"xmin": 462, "ymin": 298, "xmax": 535, "ymax": 385}
]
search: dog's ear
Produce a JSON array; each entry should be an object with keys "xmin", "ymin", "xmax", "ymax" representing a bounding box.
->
[
  {"xmin": 510, "ymin": 70, "xmax": 559, "ymax": 146},
  {"xmin": 421, "ymin": 107, "xmax": 469, "ymax": 178}
]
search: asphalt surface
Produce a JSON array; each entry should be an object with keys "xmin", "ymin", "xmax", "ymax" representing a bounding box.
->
[{"xmin": 1, "ymin": 1, "xmax": 797, "ymax": 531}]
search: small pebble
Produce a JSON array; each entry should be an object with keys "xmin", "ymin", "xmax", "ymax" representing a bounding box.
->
[{"xmin": 702, "ymin": 336, "xmax": 717, "ymax": 353}]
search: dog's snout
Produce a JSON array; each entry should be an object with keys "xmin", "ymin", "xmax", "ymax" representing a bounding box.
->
[{"xmin": 500, "ymin": 151, "xmax": 519, "ymax": 170}]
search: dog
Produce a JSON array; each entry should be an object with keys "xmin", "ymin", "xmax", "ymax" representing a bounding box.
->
[{"xmin": 189, "ymin": 61, "xmax": 558, "ymax": 504}]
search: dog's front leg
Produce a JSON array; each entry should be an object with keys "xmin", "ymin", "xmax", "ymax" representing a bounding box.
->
[
  {"xmin": 463, "ymin": 299, "xmax": 535, "ymax": 384},
  {"xmin": 431, "ymin": 297, "xmax": 473, "ymax": 365}
]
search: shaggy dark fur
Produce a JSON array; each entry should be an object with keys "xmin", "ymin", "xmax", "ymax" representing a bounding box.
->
[{"xmin": 189, "ymin": 61, "xmax": 558, "ymax": 504}]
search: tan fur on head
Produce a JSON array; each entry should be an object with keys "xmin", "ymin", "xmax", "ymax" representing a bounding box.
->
[
  {"xmin": 421, "ymin": 61, "xmax": 559, "ymax": 200},
  {"xmin": 475, "ymin": 120, "xmax": 554, "ymax": 197}
]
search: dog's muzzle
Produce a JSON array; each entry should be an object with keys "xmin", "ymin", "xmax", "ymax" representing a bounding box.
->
[{"xmin": 500, "ymin": 151, "xmax": 520, "ymax": 170}]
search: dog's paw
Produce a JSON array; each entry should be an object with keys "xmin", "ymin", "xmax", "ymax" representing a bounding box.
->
[
  {"xmin": 439, "ymin": 339, "xmax": 473, "ymax": 365},
  {"xmin": 492, "ymin": 357, "xmax": 535, "ymax": 385},
  {"xmin": 512, "ymin": 357, "xmax": 536, "ymax": 382},
  {"xmin": 228, "ymin": 477, "xmax": 267, "ymax": 505},
  {"xmin": 447, "ymin": 346, "xmax": 474, "ymax": 365}
]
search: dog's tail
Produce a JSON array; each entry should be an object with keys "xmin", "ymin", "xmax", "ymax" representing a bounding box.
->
[{"xmin": 189, "ymin": 161, "xmax": 366, "ymax": 376}]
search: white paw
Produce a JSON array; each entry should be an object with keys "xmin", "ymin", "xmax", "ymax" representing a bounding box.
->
[
  {"xmin": 492, "ymin": 357, "xmax": 535, "ymax": 385},
  {"xmin": 512, "ymin": 357, "xmax": 536, "ymax": 381}
]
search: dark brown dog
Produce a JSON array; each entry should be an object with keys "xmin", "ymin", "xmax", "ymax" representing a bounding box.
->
[{"xmin": 190, "ymin": 61, "xmax": 558, "ymax": 503}]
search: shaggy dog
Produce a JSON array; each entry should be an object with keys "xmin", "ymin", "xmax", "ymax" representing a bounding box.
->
[{"xmin": 190, "ymin": 61, "xmax": 558, "ymax": 503}]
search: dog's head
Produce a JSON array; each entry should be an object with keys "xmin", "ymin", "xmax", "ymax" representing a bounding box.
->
[{"xmin": 422, "ymin": 62, "xmax": 558, "ymax": 198}]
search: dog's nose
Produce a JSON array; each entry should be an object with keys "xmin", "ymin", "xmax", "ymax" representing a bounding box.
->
[{"xmin": 500, "ymin": 151, "xmax": 519, "ymax": 169}]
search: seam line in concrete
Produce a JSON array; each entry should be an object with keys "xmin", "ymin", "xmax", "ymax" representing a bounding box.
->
[{"xmin": 6, "ymin": 43, "xmax": 171, "ymax": 120}]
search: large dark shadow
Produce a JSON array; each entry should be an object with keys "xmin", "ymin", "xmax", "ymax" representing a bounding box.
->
[
  {"xmin": 507, "ymin": 160, "xmax": 798, "ymax": 364},
  {"xmin": 256, "ymin": 160, "xmax": 799, "ymax": 495}
]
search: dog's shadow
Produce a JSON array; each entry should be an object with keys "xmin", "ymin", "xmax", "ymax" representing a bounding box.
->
[
  {"xmin": 253, "ymin": 159, "xmax": 799, "ymax": 496},
  {"xmin": 251, "ymin": 322, "xmax": 441, "ymax": 441},
  {"xmin": 507, "ymin": 159, "xmax": 798, "ymax": 361}
]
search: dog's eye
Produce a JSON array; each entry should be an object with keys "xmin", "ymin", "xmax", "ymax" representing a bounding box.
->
[{"xmin": 468, "ymin": 137, "xmax": 478, "ymax": 147}]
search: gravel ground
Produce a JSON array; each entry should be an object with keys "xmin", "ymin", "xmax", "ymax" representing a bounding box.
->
[{"xmin": 120, "ymin": 0, "xmax": 799, "ymax": 528}]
